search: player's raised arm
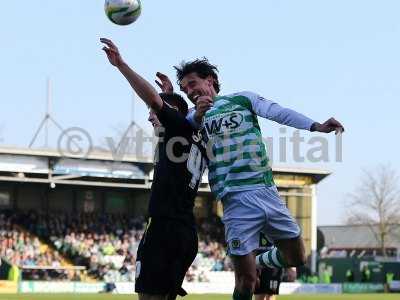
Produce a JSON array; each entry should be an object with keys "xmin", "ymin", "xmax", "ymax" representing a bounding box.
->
[
  {"xmin": 100, "ymin": 38, "xmax": 163, "ymax": 111},
  {"xmin": 243, "ymin": 91, "xmax": 344, "ymax": 134}
]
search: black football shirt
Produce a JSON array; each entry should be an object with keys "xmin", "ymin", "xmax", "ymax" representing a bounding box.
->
[{"xmin": 148, "ymin": 103, "xmax": 207, "ymax": 225}]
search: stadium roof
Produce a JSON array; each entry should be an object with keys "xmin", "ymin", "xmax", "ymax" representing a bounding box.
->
[
  {"xmin": 0, "ymin": 146, "xmax": 153, "ymax": 163},
  {"xmin": 319, "ymin": 225, "xmax": 400, "ymax": 249},
  {"xmin": 273, "ymin": 167, "xmax": 330, "ymax": 184},
  {"xmin": 0, "ymin": 146, "xmax": 152, "ymax": 189},
  {"xmin": 0, "ymin": 146, "xmax": 330, "ymax": 189}
]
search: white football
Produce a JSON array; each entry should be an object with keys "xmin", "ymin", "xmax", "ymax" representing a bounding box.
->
[{"xmin": 104, "ymin": 0, "xmax": 142, "ymax": 26}]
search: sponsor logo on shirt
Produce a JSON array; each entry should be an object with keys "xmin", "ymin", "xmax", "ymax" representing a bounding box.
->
[{"xmin": 204, "ymin": 112, "xmax": 244, "ymax": 136}]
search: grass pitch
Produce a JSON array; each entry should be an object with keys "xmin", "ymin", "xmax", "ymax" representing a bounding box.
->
[{"xmin": 0, "ymin": 294, "xmax": 399, "ymax": 300}]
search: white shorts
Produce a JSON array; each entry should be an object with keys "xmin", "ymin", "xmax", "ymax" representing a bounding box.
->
[{"xmin": 221, "ymin": 185, "xmax": 300, "ymax": 256}]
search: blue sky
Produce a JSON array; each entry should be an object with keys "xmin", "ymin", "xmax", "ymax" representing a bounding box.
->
[{"xmin": 1, "ymin": 0, "xmax": 399, "ymax": 225}]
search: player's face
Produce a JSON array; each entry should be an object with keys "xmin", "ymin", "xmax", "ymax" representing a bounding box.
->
[
  {"xmin": 180, "ymin": 72, "xmax": 214, "ymax": 103},
  {"xmin": 148, "ymin": 110, "xmax": 161, "ymax": 128}
]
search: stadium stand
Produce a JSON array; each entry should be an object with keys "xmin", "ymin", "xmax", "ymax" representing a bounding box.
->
[
  {"xmin": 17, "ymin": 211, "xmax": 145, "ymax": 282},
  {"xmin": 0, "ymin": 211, "xmax": 72, "ymax": 280},
  {"xmin": 319, "ymin": 225, "xmax": 400, "ymax": 258},
  {"xmin": 1, "ymin": 210, "xmax": 232, "ymax": 282}
]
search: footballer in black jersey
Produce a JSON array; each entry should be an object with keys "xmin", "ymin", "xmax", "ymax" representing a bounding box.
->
[
  {"xmin": 135, "ymin": 100, "xmax": 207, "ymax": 299},
  {"xmin": 147, "ymin": 99, "xmax": 207, "ymax": 225},
  {"xmin": 101, "ymin": 38, "xmax": 207, "ymax": 300},
  {"xmin": 255, "ymin": 234, "xmax": 297, "ymax": 300}
]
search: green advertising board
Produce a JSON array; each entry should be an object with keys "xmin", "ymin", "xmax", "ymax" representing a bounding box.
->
[{"xmin": 342, "ymin": 283, "xmax": 384, "ymax": 293}]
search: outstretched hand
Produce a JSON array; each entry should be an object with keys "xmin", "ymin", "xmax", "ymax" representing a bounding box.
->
[
  {"xmin": 312, "ymin": 117, "xmax": 345, "ymax": 135},
  {"xmin": 155, "ymin": 72, "xmax": 174, "ymax": 94},
  {"xmin": 100, "ymin": 38, "xmax": 125, "ymax": 68}
]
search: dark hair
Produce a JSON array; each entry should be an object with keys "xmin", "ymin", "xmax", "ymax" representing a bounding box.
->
[
  {"xmin": 159, "ymin": 93, "xmax": 188, "ymax": 116},
  {"xmin": 174, "ymin": 58, "xmax": 220, "ymax": 93}
]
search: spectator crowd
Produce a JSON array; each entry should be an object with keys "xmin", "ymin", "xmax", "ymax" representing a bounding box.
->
[
  {"xmin": 0, "ymin": 211, "xmax": 232, "ymax": 282},
  {"xmin": 0, "ymin": 212, "xmax": 70, "ymax": 280}
]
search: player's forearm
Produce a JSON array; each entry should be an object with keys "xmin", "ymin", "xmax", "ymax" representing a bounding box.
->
[
  {"xmin": 270, "ymin": 106, "xmax": 316, "ymax": 130},
  {"xmin": 117, "ymin": 63, "xmax": 162, "ymax": 110},
  {"xmin": 252, "ymin": 98, "xmax": 315, "ymax": 130}
]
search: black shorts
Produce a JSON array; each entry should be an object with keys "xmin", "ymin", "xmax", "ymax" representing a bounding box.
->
[
  {"xmin": 135, "ymin": 217, "xmax": 198, "ymax": 297},
  {"xmin": 254, "ymin": 266, "xmax": 283, "ymax": 295}
]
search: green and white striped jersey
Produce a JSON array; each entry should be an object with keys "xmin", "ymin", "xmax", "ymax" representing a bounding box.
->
[{"xmin": 197, "ymin": 91, "xmax": 315, "ymax": 200}]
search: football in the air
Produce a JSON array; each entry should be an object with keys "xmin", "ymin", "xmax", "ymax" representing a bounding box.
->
[{"xmin": 104, "ymin": 0, "xmax": 142, "ymax": 26}]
